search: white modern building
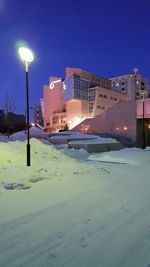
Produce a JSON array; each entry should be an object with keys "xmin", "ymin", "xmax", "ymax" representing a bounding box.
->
[{"xmin": 110, "ymin": 71, "xmax": 150, "ymax": 100}]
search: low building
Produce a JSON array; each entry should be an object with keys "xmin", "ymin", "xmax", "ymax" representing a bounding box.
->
[{"xmin": 0, "ymin": 110, "xmax": 25, "ymax": 133}]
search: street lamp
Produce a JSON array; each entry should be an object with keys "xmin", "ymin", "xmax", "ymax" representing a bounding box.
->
[
  {"xmin": 139, "ymin": 89, "xmax": 148, "ymax": 149},
  {"xmin": 18, "ymin": 47, "xmax": 34, "ymax": 166},
  {"xmin": 130, "ymin": 68, "xmax": 139, "ymax": 146},
  {"xmin": 133, "ymin": 68, "xmax": 139, "ymax": 100}
]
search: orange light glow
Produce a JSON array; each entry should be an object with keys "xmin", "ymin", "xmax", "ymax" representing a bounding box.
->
[{"xmin": 123, "ymin": 126, "xmax": 128, "ymax": 131}]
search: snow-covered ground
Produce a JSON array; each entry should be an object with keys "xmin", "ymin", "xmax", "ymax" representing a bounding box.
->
[
  {"xmin": 0, "ymin": 134, "xmax": 150, "ymax": 267},
  {"xmin": 49, "ymin": 130, "xmax": 118, "ymax": 144}
]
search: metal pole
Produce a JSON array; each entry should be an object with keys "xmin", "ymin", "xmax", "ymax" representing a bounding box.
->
[
  {"xmin": 134, "ymin": 74, "xmax": 137, "ymax": 100},
  {"xmin": 25, "ymin": 62, "xmax": 31, "ymax": 166},
  {"xmin": 133, "ymin": 68, "xmax": 139, "ymax": 147},
  {"xmin": 134, "ymin": 71, "xmax": 137, "ymax": 146},
  {"xmin": 142, "ymin": 97, "xmax": 145, "ymax": 149},
  {"xmin": 25, "ymin": 108, "xmax": 26, "ymax": 135}
]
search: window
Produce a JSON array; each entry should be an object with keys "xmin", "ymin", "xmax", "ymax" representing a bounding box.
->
[
  {"xmin": 97, "ymin": 105, "xmax": 105, "ymax": 110},
  {"xmin": 99, "ymin": 93, "xmax": 103, "ymax": 97},
  {"xmin": 99, "ymin": 94, "xmax": 107, "ymax": 99},
  {"xmin": 110, "ymin": 96, "xmax": 117, "ymax": 101}
]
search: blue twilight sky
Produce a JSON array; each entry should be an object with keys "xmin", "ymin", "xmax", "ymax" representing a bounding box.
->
[{"xmin": 0, "ymin": 0, "xmax": 150, "ymax": 115}]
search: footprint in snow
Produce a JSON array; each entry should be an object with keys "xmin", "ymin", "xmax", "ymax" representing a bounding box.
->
[
  {"xmin": 48, "ymin": 253, "xmax": 58, "ymax": 259},
  {"xmin": 57, "ymin": 234, "xmax": 64, "ymax": 239},
  {"xmin": 73, "ymin": 171, "xmax": 79, "ymax": 175},
  {"xmin": 29, "ymin": 177, "xmax": 47, "ymax": 183},
  {"xmin": 100, "ymin": 167, "xmax": 110, "ymax": 174},
  {"xmin": 80, "ymin": 237, "xmax": 87, "ymax": 248},
  {"xmin": 2, "ymin": 182, "xmax": 30, "ymax": 190},
  {"xmin": 84, "ymin": 218, "xmax": 91, "ymax": 224}
]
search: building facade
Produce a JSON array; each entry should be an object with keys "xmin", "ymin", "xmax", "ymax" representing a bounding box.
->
[
  {"xmin": 88, "ymin": 86, "xmax": 127, "ymax": 117},
  {"xmin": 34, "ymin": 104, "xmax": 44, "ymax": 127},
  {"xmin": 43, "ymin": 77, "xmax": 64, "ymax": 130},
  {"xmin": 63, "ymin": 67, "xmax": 111, "ymax": 102},
  {"xmin": 110, "ymin": 72, "xmax": 150, "ymax": 100},
  {"xmin": 43, "ymin": 67, "xmax": 127, "ymax": 131}
]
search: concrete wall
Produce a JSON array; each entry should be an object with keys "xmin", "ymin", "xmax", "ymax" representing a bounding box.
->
[
  {"xmin": 93, "ymin": 87, "xmax": 128, "ymax": 117},
  {"xmin": 73, "ymin": 100, "xmax": 137, "ymax": 143}
]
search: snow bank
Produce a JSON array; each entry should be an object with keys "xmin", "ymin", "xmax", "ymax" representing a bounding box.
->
[
  {"xmin": 0, "ymin": 127, "xmax": 47, "ymax": 142},
  {"xmin": 0, "ymin": 139, "xmax": 150, "ymax": 267},
  {"xmin": 88, "ymin": 147, "xmax": 150, "ymax": 165}
]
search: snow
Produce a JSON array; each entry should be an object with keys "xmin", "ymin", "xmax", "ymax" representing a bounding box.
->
[
  {"xmin": 68, "ymin": 137, "xmax": 117, "ymax": 145},
  {"xmin": 0, "ymin": 135, "xmax": 150, "ymax": 267},
  {"xmin": 88, "ymin": 147, "xmax": 150, "ymax": 165},
  {"xmin": 49, "ymin": 131, "xmax": 118, "ymax": 146},
  {"xmin": 0, "ymin": 127, "xmax": 48, "ymax": 142},
  {"xmin": 49, "ymin": 131, "xmax": 117, "ymax": 143}
]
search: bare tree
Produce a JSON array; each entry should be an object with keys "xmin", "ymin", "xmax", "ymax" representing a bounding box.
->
[{"xmin": 0, "ymin": 94, "xmax": 16, "ymax": 136}]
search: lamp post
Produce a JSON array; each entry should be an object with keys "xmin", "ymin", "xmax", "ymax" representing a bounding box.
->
[
  {"xmin": 133, "ymin": 68, "xmax": 139, "ymax": 100},
  {"xmin": 139, "ymin": 90, "xmax": 148, "ymax": 149},
  {"xmin": 130, "ymin": 68, "xmax": 139, "ymax": 146},
  {"xmin": 18, "ymin": 47, "xmax": 34, "ymax": 166}
]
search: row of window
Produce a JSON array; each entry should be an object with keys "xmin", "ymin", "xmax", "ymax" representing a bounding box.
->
[
  {"xmin": 98, "ymin": 94, "xmax": 118, "ymax": 101},
  {"xmin": 110, "ymin": 96, "xmax": 117, "ymax": 101},
  {"xmin": 97, "ymin": 105, "xmax": 105, "ymax": 110},
  {"xmin": 53, "ymin": 117, "xmax": 66, "ymax": 124},
  {"xmin": 113, "ymin": 80, "xmax": 145, "ymax": 86},
  {"xmin": 92, "ymin": 76, "xmax": 110, "ymax": 85},
  {"xmin": 99, "ymin": 93, "xmax": 107, "ymax": 99},
  {"xmin": 93, "ymin": 76, "xmax": 101, "ymax": 82}
]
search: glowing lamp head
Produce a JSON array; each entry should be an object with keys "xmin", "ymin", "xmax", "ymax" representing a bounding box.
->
[
  {"xmin": 133, "ymin": 68, "xmax": 138, "ymax": 74},
  {"xmin": 18, "ymin": 47, "xmax": 34, "ymax": 63}
]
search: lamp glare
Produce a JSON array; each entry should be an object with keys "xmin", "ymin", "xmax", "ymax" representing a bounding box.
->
[{"xmin": 19, "ymin": 47, "xmax": 34, "ymax": 63}]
